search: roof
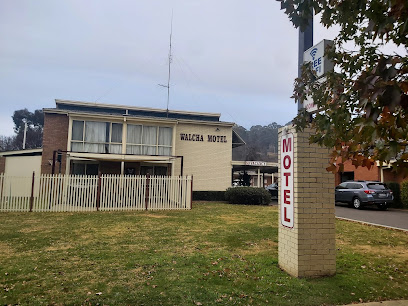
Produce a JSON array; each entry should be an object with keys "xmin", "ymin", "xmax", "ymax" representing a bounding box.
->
[
  {"xmin": 44, "ymin": 99, "xmax": 228, "ymax": 124},
  {"xmin": 0, "ymin": 148, "xmax": 43, "ymax": 157}
]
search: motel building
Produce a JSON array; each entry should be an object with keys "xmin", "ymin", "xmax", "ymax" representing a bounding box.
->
[{"xmin": 0, "ymin": 99, "xmax": 251, "ymax": 193}]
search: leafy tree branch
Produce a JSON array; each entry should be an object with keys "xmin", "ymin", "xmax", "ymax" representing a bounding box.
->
[{"xmin": 278, "ymin": 0, "xmax": 408, "ymax": 173}]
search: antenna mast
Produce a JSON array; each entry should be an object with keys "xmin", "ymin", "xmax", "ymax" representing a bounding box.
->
[{"xmin": 158, "ymin": 11, "xmax": 173, "ymax": 118}]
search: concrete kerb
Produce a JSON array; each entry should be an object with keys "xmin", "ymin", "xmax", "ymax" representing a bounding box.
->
[
  {"xmin": 343, "ymin": 300, "xmax": 408, "ymax": 306},
  {"xmin": 335, "ymin": 216, "xmax": 408, "ymax": 233}
]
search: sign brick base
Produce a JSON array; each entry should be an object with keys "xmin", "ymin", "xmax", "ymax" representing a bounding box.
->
[{"xmin": 278, "ymin": 125, "xmax": 336, "ymax": 278}]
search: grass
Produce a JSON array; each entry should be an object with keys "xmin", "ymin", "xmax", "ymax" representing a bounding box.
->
[{"xmin": 0, "ymin": 202, "xmax": 407, "ymax": 305}]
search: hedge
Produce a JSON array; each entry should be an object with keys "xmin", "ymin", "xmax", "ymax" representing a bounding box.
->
[
  {"xmin": 400, "ymin": 180, "xmax": 408, "ymax": 209},
  {"xmin": 224, "ymin": 187, "xmax": 272, "ymax": 205},
  {"xmin": 385, "ymin": 182, "xmax": 402, "ymax": 208}
]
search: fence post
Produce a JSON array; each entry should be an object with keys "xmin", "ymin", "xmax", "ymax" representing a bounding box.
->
[
  {"xmin": 0, "ymin": 173, "xmax": 4, "ymax": 199},
  {"xmin": 29, "ymin": 171, "xmax": 35, "ymax": 212},
  {"xmin": 190, "ymin": 175, "xmax": 193, "ymax": 210},
  {"xmin": 96, "ymin": 172, "xmax": 101, "ymax": 211},
  {"xmin": 145, "ymin": 173, "xmax": 150, "ymax": 211}
]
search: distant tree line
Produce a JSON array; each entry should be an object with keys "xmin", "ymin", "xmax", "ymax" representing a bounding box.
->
[
  {"xmin": 233, "ymin": 122, "xmax": 287, "ymax": 162},
  {"xmin": 0, "ymin": 109, "xmax": 44, "ymax": 151}
]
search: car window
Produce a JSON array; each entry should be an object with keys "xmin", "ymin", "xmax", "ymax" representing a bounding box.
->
[
  {"xmin": 367, "ymin": 183, "xmax": 387, "ymax": 190},
  {"xmin": 346, "ymin": 183, "xmax": 363, "ymax": 189},
  {"xmin": 336, "ymin": 183, "xmax": 348, "ymax": 189}
]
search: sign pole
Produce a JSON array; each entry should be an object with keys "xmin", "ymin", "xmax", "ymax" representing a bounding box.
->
[{"xmin": 297, "ymin": 17, "xmax": 313, "ymax": 112}]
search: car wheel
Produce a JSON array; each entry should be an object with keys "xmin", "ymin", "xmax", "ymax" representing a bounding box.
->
[
  {"xmin": 377, "ymin": 203, "xmax": 388, "ymax": 211},
  {"xmin": 353, "ymin": 197, "xmax": 362, "ymax": 209}
]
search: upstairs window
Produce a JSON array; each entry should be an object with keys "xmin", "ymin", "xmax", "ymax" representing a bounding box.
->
[
  {"xmin": 71, "ymin": 120, "xmax": 123, "ymax": 154},
  {"xmin": 127, "ymin": 125, "xmax": 172, "ymax": 156}
]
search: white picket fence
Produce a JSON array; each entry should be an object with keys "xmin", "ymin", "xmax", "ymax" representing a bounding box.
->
[{"xmin": 0, "ymin": 174, "xmax": 192, "ymax": 212}]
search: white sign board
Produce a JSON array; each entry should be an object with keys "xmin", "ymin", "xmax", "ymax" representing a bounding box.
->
[
  {"xmin": 280, "ymin": 133, "xmax": 294, "ymax": 228},
  {"xmin": 303, "ymin": 92, "xmax": 318, "ymax": 113},
  {"xmin": 245, "ymin": 161, "xmax": 267, "ymax": 166},
  {"xmin": 303, "ymin": 39, "xmax": 333, "ymax": 113},
  {"xmin": 303, "ymin": 39, "xmax": 333, "ymax": 79},
  {"xmin": 302, "ymin": 77, "xmax": 327, "ymax": 113}
]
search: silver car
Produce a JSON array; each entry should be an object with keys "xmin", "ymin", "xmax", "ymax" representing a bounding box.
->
[{"xmin": 335, "ymin": 181, "xmax": 393, "ymax": 210}]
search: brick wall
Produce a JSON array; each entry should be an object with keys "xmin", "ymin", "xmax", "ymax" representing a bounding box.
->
[
  {"xmin": 383, "ymin": 168, "xmax": 406, "ymax": 184},
  {"xmin": 41, "ymin": 113, "xmax": 69, "ymax": 174},
  {"xmin": 0, "ymin": 156, "xmax": 5, "ymax": 173},
  {"xmin": 278, "ymin": 126, "xmax": 336, "ymax": 278},
  {"xmin": 335, "ymin": 159, "xmax": 381, "ymax": 185}
]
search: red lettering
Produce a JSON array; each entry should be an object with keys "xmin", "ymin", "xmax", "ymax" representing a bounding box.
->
[
  {"xmin": 283, "ymin": 172, "xmax": 291, "ymax": 186},
  {"xmin": 284, "ymin": 190, "xmax": 290, "ymax": 204},
  {"xmin": 283, "ymin": 155, "xmax": 291, "ymax": 169},
  {"xmin": 282, "ymin": 138, "xmax": 291, "ymax": 152},
  {"xmin": 284, "ymin": 207, "xmax": 291, "ymax": 222}
]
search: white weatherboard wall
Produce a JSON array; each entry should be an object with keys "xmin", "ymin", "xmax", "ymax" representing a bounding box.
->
[
  {"xmin": 278, "ymin": 125, "xmax": 336, "ymax": 278},
  {"xmin": 5, "ymin": 155, "xmax": 42, "ymax": 177},
  {"xmin": 174, "ymin": 123, "xmax": 232, "ymax": 191}
]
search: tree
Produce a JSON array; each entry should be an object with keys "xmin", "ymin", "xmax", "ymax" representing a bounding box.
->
[
  {"xmin": 0, "ymin": 135, "xmax": 18, "ymax": 151},
  {"xmin": 232, "ymin": 123, "xmax": 282, "ymax": 162},
  {"xmin": 277, "ymin": 0, "xmax": 408, "ymax": 173},
  {"xmin": 12, "ymin": 109, "xmax": 44, "ymax": 150}
]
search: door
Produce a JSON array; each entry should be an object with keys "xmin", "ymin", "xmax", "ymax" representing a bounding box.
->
[{"xmin": 335, "ymin": 182, "xmax": 348, "ymax": 202}]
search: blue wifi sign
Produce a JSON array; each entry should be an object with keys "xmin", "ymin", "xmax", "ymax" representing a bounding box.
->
[
  {"xmin": 310, "ymin": 48, "xmax": 322, "ymax": 74},
  {"xmin": 303, "ymin": 40, "xmax": 333, "ymax": 79}
]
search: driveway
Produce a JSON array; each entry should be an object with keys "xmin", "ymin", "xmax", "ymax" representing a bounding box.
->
[{"xmin": 335, "ymin": 204, "xmax": 408, "ymax": 231}]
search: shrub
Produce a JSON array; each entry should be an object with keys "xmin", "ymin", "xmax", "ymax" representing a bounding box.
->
[
  {"xmin": 224, "ymin": 187, "xmax": 271, "ymax": 205},
  {"xmin": 193, "ymin": 191, "xmax": 225, "ymax": 201},
  {"xmin": 385, "ymin": 182, "xmax": 401, "ymax": 208},
  {"xmin": 400, "ymin": 180, "xmax": 408, "ymax": 209}
]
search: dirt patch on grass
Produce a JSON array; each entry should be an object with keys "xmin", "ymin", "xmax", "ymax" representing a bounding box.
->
[
  {"xmin": 0, "ymin": 242, "xmax": 14, "ymax": 257},
  {"xmin": 350, "ymin": 244, "xmax": 408, "ymax": 261},
  {"xmin": 143, "ymin": 214, "xmax": 169, "ymax": 219},
  {"xmin": 19, "ymin": 225, "xmax": 53, "ymax": 233},
  {"xmin": 236, "ymin": 239, "xmax": 278, "ymax": 255},
  {"xmin": 218, "ymin": 215, "xmax": 246, "ymax": 224},
  {"xmin": 45, "ymin": 244, "xmax": 73, "ymax": 252}
]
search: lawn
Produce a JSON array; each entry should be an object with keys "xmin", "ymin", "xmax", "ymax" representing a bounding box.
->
[{"xmin": 0, "ymin": 202, "xmax": 407, "ymax": 305}]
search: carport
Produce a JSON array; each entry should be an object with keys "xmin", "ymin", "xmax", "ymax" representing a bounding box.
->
[{"xmin": 231, "ymin": 161, "xmax": 278, "ymax": 187}]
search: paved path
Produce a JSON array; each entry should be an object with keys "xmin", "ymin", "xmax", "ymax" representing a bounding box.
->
[{"xmin": 335, "ymin": 204, "xmax": 408, "ymax": 231}]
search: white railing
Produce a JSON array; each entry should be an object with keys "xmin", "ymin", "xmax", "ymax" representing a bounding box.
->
[{"xmin": 0, "ymin": 173, "xmax": 192, "ymax": 212}]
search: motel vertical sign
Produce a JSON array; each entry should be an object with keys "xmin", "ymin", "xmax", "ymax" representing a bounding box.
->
[{"xmin": 280, "ymin": 133, "xmax": 294, "ymax": 228}]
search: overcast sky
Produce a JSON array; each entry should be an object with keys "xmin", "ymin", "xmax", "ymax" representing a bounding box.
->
[{"xmin": 0, "ymin": 0, "xmax": 338, "ymax": 136}]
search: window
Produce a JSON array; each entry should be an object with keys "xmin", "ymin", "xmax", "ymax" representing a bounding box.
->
[
  {"xmin": 336, "ymin": 182, "xmax": 348, "ymax": 189},
  {"xmin": 346, "ymin": 183, "xmax": 363, "ymax": 189},
  {"xmin": 71, "ymin": 162, "xmax": 99, "ymax": 175},
  {"xmin": 127, "ymin": 125, "xmax": 172, "ymax": 156},
  {"xmin": 340, "ymin": 171, "xmax": 354, "ymax": 182},
  {"xmin": 71, "ymin": 120, "xmax": 123, "ymax": 154},
  {"xmin": 71, "ymin": 120, "xmax": 172, "ymax": 156},
  {"xmin": 140, "ymin": 165, "xmax": 168, "ymax": 176},
  {"xmin": 367, "ymin": 183, "xmax": 387, "ymax": 190}
]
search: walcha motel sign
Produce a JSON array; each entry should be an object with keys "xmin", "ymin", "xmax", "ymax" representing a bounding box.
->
[{"xmin": 277, "ymin": 22, "xmax": 336, "ymax": 276}]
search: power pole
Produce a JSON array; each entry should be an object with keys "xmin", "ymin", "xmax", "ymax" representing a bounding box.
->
[{"xmin": 22, "ymin": 119, "xmax": 28, "ymax": 149}]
